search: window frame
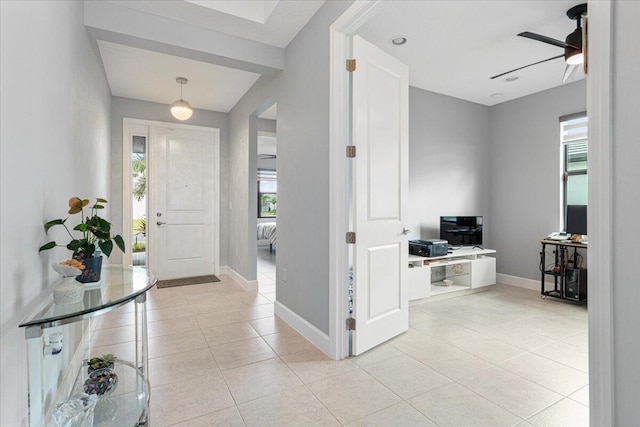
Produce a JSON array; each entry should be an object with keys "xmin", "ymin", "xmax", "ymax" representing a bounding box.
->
[
  {"xmin": 257, "ymin": 169, "xmax": 277, "ymax": 218},
  {"xmin": 561, "ymin": 113, "xmax": 588, "ymax": 231}
]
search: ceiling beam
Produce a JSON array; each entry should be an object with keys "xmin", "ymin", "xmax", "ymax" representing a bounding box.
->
[{"xmin": 84, "ymin": 1, "xmax": 284, "ymax": 78}]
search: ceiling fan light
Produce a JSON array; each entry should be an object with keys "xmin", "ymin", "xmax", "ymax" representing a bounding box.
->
[
  {"xmin": 566, "ymin": 51, "xmax": 584, "ymax": 65},
  {"xmin": 171, "ymin": 99, "xmax": 193, "ymax": 120},
  {"xmin": 564, "ymin": 27, "xmax": 583, "ymax": 65}
]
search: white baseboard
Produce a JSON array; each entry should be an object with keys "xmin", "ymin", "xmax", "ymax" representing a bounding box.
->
[
  {"xmin": 275, "ymin": 301, "xmax": 331, "ymax": 356},
  {"xmin": 220, "ymin": 266, "xmax": 258, "ymax": 291},
  {"xmin": 497, "ymin": 273, "xmax": 552, "ymax": 291}
]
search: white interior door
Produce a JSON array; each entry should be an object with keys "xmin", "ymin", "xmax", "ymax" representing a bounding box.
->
[
  {"xmin": 352, "ymin": 35, "xmax": 409, "ymax": 355},
  {"xmin": 151, "ymin": 125, "xmax": 219, "ymax": 280}
]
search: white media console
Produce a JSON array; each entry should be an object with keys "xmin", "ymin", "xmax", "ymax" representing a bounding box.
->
[{"xmin": 408, "ymin": 248, "xmax": 497, "ymax": 301}]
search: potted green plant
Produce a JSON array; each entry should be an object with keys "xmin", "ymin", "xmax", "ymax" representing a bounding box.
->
[
  {"xmin": 88, "ymin": 353, "xmax": 117, "ymax": 373},
  {"xmin": 39, "ymin": 197, "xmax": 125, "ymax": 283}
]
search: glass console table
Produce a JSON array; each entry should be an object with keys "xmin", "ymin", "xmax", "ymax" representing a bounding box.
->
[{"xmin": 19, "ymin": 265, "xmax": 157, "ymax": 426}]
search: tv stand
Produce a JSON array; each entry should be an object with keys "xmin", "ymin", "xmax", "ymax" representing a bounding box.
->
[{"xmin": 407, "ymin": 248, "xmax": 496, "ymax": 301}]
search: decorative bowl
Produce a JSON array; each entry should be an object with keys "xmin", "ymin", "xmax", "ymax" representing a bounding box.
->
[
  {"xmin": 83, "ymin": 369, "xmax": 118, "ymax": 399},
  {"xmin": 52, "ymin": 262, "xmax": 83, "ymax": 278},
  {"xmin": 443, "ymin": 279, "xmax": 454, "ymax": 287}
]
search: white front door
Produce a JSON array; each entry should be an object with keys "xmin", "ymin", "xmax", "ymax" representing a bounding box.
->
[
  {"xmin": 352, "ymin": 35, "xmax": 409, "ymax": 355},
  {"xmin": 151, "ymin": 125, "xmax": 219, "ymax": 280}
]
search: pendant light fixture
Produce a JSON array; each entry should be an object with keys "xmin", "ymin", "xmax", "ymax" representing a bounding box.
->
[{"xmin": 170, "ymin": 77, "xmax": 193, "ymax": 121}]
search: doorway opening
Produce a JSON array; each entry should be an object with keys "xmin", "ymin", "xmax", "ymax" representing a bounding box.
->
[
  {"xmin": 330, "ymin": 0, "xmax": 612, "ymax": 424},
  {"xmin": 256, "ymin": 103, "xmax": 277, "ymax": 302}
]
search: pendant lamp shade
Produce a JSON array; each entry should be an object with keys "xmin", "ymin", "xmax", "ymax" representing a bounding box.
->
[
  {"xmin": 171, "ymin": 99, "xmax": 193, "ymax": 120},
  {"xmin": 171, "ymin": 77, "xmax": 193, "ymax": 121}
]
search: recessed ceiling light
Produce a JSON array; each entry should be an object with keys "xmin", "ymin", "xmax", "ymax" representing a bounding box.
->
[
  {"xmin": 490, "ymin": 93, "xmax": 504, "ymax": 99},
  {"xmin": 390, "ymin": 36, "xmax": 407, "ymax": 46},
  {"xmin": 505, "ymin": 76, "xmax": 519, "ymax": 82}
]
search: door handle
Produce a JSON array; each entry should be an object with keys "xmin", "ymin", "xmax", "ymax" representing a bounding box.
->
[
  {"xmin": 402, "ymin": 227, "xmax": 411, "ymax": 235},
  {"xmin": 157, "ymin": 221, "xmax": 167, "ymax": 226}
]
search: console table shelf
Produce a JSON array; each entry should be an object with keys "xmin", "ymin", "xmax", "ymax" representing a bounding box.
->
[{"xmin": 19, "ymin": 265, "xmax": 157, "ymax": 427}]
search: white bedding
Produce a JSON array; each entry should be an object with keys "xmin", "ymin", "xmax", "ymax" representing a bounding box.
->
[{"xmin": 257, "ymin": 222, "xmax": 277, "ymax": 246}]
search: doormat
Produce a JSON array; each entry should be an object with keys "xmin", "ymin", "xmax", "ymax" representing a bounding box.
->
[{"xmin": 156, "ymin": 274, "xmax": 221, "ymax": 289}]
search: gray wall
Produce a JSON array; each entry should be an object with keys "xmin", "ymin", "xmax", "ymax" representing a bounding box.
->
[
  {"xmin": 0, "ymin": 2, "xmax": 112, "ymax": 425},
  {"xmin": 226, "ymin": 0, "xmax": 352, "ymax": 334},
  {"xmin": 228, "ymin": 76, "xmax": 278, "ymax": 281},
  {"xmin": 409, "ymin": 87, "xmax": 491, "ymax": 243},
  {"xmin": 110, "ymin": 97, "xmax": 230, "ymax": 267},
  {"xmin": 488, "ymin": 80, "xmax": 586, "ymax": 280},
  {"xmin": 611, "ymin": 1, "xmax": 640, "ymax": 423},
  {"xmin": 273, "ymin": 0, "xmax": 353, "ymax": 334}
]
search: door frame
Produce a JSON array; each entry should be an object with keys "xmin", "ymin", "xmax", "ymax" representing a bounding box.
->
[
  {"xmin": 122, "ymin": 118, "xmax": 221, "ymax": 276},
  {"xmin": 328, "ymin": 1, "xmax": 614, "ymax": 424}
]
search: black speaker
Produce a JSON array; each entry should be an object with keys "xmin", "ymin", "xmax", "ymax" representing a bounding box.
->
[{"xmin": 564, "ymin": 267, "xmax": 587, "ymax": 301}]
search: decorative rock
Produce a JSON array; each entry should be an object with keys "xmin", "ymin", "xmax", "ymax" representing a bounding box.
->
[{"xmin": 83, "ymin": 369, "xmax": 118, "ymax": 398}]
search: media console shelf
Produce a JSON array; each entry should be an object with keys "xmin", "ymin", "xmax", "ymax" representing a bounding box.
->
[
  {"xmin": 408, "ymin": 248, "xmax": 496, "ymax": 301},
  {"xmin": 540, "ymin": 239, "xmax": 587, "ymax": 303}
]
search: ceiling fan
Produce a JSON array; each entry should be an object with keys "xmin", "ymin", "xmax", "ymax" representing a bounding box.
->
[{"xmin": 490, "ymin": 3, "xmax": 587, "ymax": 82}]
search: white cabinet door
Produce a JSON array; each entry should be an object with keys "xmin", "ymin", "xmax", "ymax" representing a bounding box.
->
[
  {"xmin": 408, "ymin": 266, "xmax": 431, "ymax": 300},
  {"xmin": 471, "ymin": 257, "xmax": 497, "ymax": 288},
  {"xmin": 352, "ymin": 35, "xmax": 409, "ymax": 355}
]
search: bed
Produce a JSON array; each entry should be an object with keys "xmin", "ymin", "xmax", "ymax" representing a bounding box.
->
[{"xmin": 257, "ymin": 222, "xmax": 277, "ymax": 252}]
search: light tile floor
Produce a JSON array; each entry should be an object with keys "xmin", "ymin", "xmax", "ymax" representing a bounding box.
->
[
  {"xmin": 257, "ymin": 245, "xmax": 276, "ymax": 302},
  {"xmin": 90, "ymin": 278, "xmax": 588, "ymax": 426}
]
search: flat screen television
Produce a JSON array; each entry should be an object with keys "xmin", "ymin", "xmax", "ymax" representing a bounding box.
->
[
  {"xmin": 565, "ymin": 205, "xmax": 587, "ymax": 235},
  {"xmin": 440, "ymin": 216, "xmax": 483, "ymax": 246}
]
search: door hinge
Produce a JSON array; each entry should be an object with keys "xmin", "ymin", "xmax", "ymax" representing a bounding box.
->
[
  {"xmin": 346, "ymin": 318, "xmax": 356, "ymax": 330},
  {"xmin": 346, "ymin": 146, "xmax": 356, "ymax": 158},
  {"xmin": 346, "ymin": 59, "xmax": 356, "ymax": 72},
  {"xmin": 346, "ymin": 232, "xmax": 356, "ymax": 244}
]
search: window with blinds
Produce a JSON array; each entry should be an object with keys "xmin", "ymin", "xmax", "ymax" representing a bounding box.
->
[
  {"xmin": 258, "ymin": 169, "xmax": 277, "ymax": 218},
  {"xmin": 561, "ymin": 114, "xmax": 588, "ymax": 229}
]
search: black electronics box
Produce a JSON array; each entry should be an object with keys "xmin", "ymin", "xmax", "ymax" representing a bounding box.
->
[
  {"xmin": 409, "ymin": 239, "xmax": 449, "ymax": 257},
  {"xmin": 564, "ymin": 267, "xmax": 587, "ymax": 301}
]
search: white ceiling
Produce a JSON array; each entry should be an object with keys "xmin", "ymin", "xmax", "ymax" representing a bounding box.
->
[
  {"xmin": 96, "ymin": 1, "xmax": 586, "ymax": 114},
  {"xmin": 98, "ymin": 40, "xmax": 261, "ymax": 113},
  {"xmin": 357, "ymin": 1, "xmax": 586, "ymax": 106},
  {"xmin": 107, "ymin": 0, "xmax": 325, "ymax": 48},
  {"xmin": 95, "ymin": 1, "xmax": 324, "ymax": 113}
]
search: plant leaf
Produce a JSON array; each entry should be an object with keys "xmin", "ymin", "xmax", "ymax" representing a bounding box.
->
[
  {"xmin": 44, "ymin": 218, "xmax": 66, "ymax": 232},
  {"xmin": 68, "ymin": 205, "xmax": 82, "ymax": 215},
  {"xmin": 73, "ymin": 223, "xmax": 89, "ymax": 232},
  {"xmin": 93, "ymin": 204, "xmax": 105, "ymax": 209},
  {"xmin": 100, "ymin": 240, "xmax": 113, "ymax": 257},
  {"xmin": 81, "ymin": 199, "xmax": 90, "ymax": 207},
  {"xmin": 67, "ymin": 239, "xmax": 81, "ymax": 251},
  {"xmin": 39, "ymin": 241, "xmax": 56, "ymax": 252},
  {"xmin": 96, "ymin": 198, "xmax": 108, "ymax": 203},
  {"xmin": 114, "ymin": 235, "xmax": 125, "ymax": 253}
]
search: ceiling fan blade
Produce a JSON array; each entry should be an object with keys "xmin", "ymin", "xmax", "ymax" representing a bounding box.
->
[
  {"xmin": 563, "ymin": 63, "xmax": 579, "ymax": 83},
  {"xmin": 490, "ymin": 54, "xmax": 565, "ymax": 80},
  {"xmin": 518, "ymin": 32, "xmax": 578, "ymax": 50}
]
